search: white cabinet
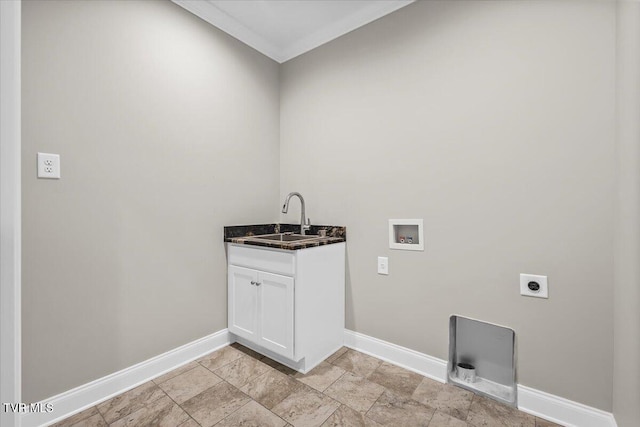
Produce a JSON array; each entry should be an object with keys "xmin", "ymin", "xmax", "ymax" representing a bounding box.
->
[
  {"xmin": 228, "ymin": 265, "xmax": 294, "ymax": 359},
  {"xmin": 227, "ymin": 242, "xmax": 345, "ymax": 373},
  {"xmin": 228, "ymin": 266, "xmax": 258, "ymax": 341}
]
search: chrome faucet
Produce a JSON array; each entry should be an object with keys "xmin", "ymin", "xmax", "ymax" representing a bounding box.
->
[{"xmin": 282, "ymin": 192, "xmax": 311, "ymax": 235}]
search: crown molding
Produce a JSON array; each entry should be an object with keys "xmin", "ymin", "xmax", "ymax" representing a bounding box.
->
[
  {"xmin": 277, "ymin": 1, "xmax": 414, "ymax": 63},
  {"xmin": 172, "ymin": 0, "xmax": 414, "ymax": 63},
  {"xmin": 172, "ymin": 0, "xmax": 285, "ymax": 62}
]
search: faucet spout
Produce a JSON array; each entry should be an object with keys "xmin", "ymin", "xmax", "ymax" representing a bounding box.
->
[{"xmin": 282, "ymin": 192, "xmax": 311, "ymax": 235}]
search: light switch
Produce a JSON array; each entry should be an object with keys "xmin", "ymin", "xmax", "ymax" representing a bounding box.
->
[{"xmin": 378, "ymin": 257, "xmax": 389, "ymax": 275}]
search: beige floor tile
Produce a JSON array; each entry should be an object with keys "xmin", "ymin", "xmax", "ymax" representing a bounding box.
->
[
  {"xmin": 332, "ymin": 350, "xmax": 382, "ymax": 378},
  {"xmin": 262, "ymin": 357, "xmax": 298, "ymax": 376},
  {"xmin": 428, "ymin": 411, "xmax": 468, "ymax": 427},
  {"xmin": 51, "ymin": 407, "xmax": 101, "ymax": 427},
  {"xmin": 109, "ymin": 395, "xmax": 189, "ymax": 427},
  {"xmin": 153, "ymin": 361, "xmax": 200, "ymax": 385},
  {"xmin": 366, "ymin": 389, "xmax": 434, "ymax": 427},
  {"xmin": 294, "ymin": 362, "xmax": 346, "ymax": 392},
  {"xmin": 213, "ymin": 355, "xmax": 272, "ymax": 388},
  {"xmin": 326, "ymin": 347, "xmax": 349, "ymax": 364},
  {"xmin": 197, "ymin": 346, "xmax": 244, "ymax": 371},
  {"xmin": 157, "ymin": 365, "xmax": 222, "ymax": 404},
  {"xmin": 324, "ymin": 372, "xmax": 385, "ymax": 412},
  {"xmin": 58, "ymin": 413, "xmax": 107, "ymax": 427},
  {"xmin": 433, "ymin": 384, "xmax": 473, "ymax": 420},
  {"xmin": 216, "ymin": 400, "xmax": 287, "ymax": 427},
  {"xmin": 535, "ymin": 418, "xmax": 563, "ymax": 427},
  {"xmin": 413, "ymin": 380, "xmax": 473, "ymax": 420},
  {"xmin": 231, "ymin": 342, "xmax": 266, "ymax": 361},
  {"xmin": 181, "ymin": 381, "xmax": 250, "ymax": 427},
  {"xmin": 467, "ymin": 395, "xmax": 535, "ymax": 427},
  {"xmin": 272, "ymin": 384, "xmax": 341, "ymax": 427},
  {"xmin": 321, "ymin": 405, "xmax": 383, "ymax": 427},
  {"xmin": 412, "ymin": 377, "xmax": 443, "ymax": 403},
  {"xmin": 53, "ymin": 348, "xmax": 555, "ymax": 427},
  {"xmin": 367, "ymin": 362, "xmax": 424, "ymax": 397},
  {"xmin": 97, "ymin": 381, "xmax": 165, "ymax": 424},
  {"xmin": 240, "ymin": 369, "xmax": 304, "ymax": 409}
]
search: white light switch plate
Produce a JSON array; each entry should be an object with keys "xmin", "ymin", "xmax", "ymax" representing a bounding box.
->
[
  {"xmin": 378, "ymin": 257, "xmax": 388, "ymax": 275},
  {"xmin": 37, "ymin": 152, "xmax": 60, "ymax": 179},
  {"xmin": 520, "ymin": 273, "xmax": 548, "ymax": 298}
]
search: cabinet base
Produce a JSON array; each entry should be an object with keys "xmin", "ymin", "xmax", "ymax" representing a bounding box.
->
[{"xmin": 232, "ymin": 334, "xmax": 342, "ymax": 374}]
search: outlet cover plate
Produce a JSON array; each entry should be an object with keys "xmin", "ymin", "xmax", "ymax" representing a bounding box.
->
[
  {"xmin": 37, "ymin": 152, "xmax": 60, "ymax": 179},
  {"xmin": 520, "ymin": 273, "xmax": 548, "ymax": 298}
]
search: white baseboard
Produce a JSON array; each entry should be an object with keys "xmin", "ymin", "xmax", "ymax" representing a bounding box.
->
[
  {"xmin": 518, "ymin": 385, "xmax": 618, "ymax": 427},
  {"xmin": 21, "ymin": 329, "xmax": 231, "ymax": 427},
  {"xmin": 17, "ymin": 328, "xmax": 618, "ymax": 427},
  {"xmin": 343, "ymin": 329, "xmax": 617, "ymax": 427},
  {"xmin": 343, "ymin": 329, "xmax": 447, "ymax": 382}
]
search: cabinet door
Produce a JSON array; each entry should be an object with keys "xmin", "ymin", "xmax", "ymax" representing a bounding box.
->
[
  {"xmin": 257, "ymin": 271, "xmax": 294, "ymax": 359},
  {"xmin": 228, "ymin": 265, "xmax": 258, "ymax": 341}
]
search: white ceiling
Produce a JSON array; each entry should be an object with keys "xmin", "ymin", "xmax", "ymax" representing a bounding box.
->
[{"xmin": 172, "ymin": 0, "xmax": 414, "ymax": 63}]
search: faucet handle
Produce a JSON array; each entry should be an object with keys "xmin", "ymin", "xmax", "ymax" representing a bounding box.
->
[{"xmin": 306, "ymin": 218, "xmax": 311, "ymax": 225}]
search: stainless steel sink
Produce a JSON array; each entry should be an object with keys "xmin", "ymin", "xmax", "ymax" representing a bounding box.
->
[{"xmin": 252, "ymin": 233, "xmax": 321, "ymax": 242}]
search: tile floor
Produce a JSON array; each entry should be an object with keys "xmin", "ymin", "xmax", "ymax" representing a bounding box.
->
[{"xmin": 52, "ymin": 344, "xmax": 562, "ymax": 427}]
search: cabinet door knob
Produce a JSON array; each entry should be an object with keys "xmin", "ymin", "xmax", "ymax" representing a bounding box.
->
[
  {"xmin": 255, "ymin": 282, "xmax": 262, "ymax": 286},
  {"xmin": 250, "ymin": 281, "xmax": 256, "ymax": 285}
]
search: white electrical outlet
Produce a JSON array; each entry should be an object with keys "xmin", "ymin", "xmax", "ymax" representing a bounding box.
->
[
  {"xmin": 378, "ymin": 257, "xmax": 388, "ymax": 275},
  {"xmin": 37, "ymin": 153, "xmax": 60, "ymax": 179},
  {"xmin": 520, "ymin": 273, "xmax": 548, "ymax": 298}
]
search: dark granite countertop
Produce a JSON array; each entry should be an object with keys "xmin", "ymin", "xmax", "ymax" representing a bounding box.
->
[{"xmin": 224, "ymin": 224, "xmax": 346, "ymax": 251}]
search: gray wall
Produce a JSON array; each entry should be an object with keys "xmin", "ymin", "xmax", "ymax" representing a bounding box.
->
[
  {"xmin": 22, "ymin": 0, "xmax": 623, "ymax": 414},
  {"xmin": 613, "ymin": 2, "xmax": 640, "ymax": 426},
  {"xmin": 280, "ymin": 0, "xmax": 616, "ymax": 411},
  {"xmin": 22, "ymin": 0, "xmax": 280, "ymax": 402}
]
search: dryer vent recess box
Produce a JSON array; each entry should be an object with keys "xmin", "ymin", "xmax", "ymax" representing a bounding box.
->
[
  {"xmin": 448, "ymin": 315, "xmax": 517, "ymax": 407},
  {"xmin": 389, "ymin": 219, "xmax": 424, "ymax": 251}
]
